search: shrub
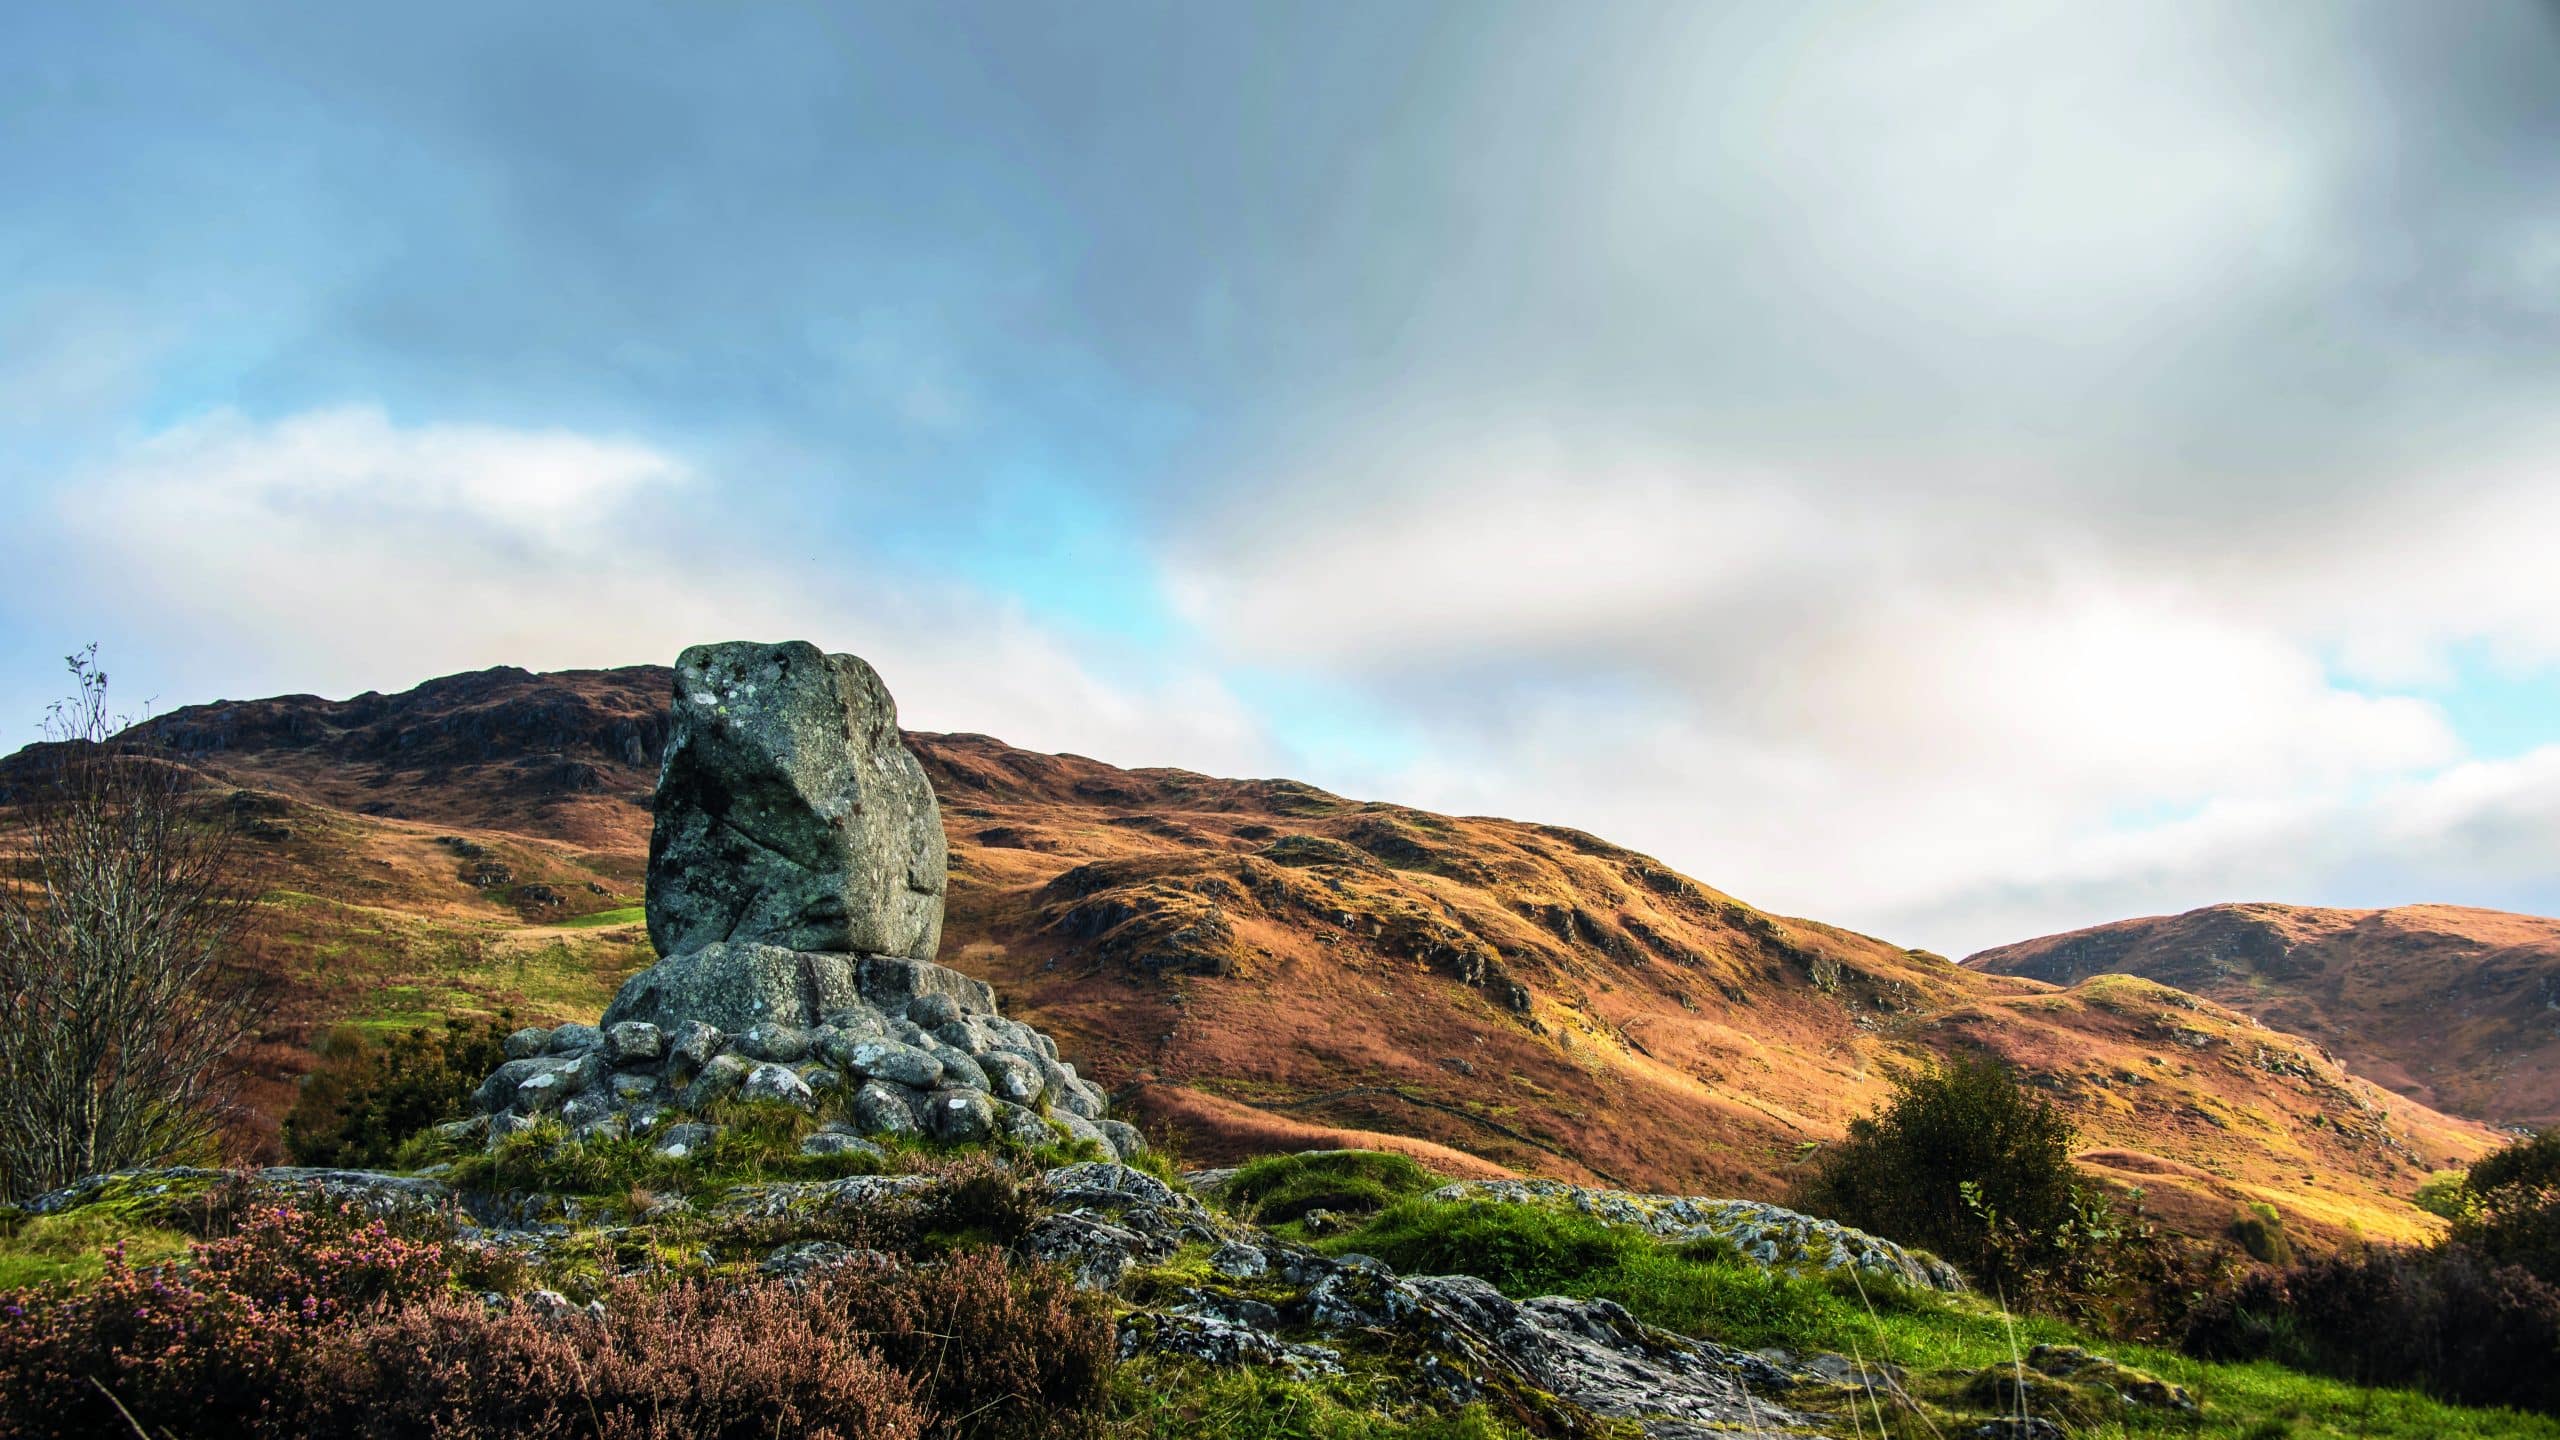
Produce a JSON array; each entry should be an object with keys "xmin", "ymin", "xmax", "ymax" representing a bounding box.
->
[
  {"xmin": 2451, "ymin": 1127, "xmax": 2560, "ymax": 1285},
  {"xmin": 284, "ymin": 1016, "xmax": 512, "ymax": 1168},
  {"xmin": 2230, "ymin": 1202, "xmax": 2294, "ymax": 1267},
  {"xmin": 305, "ymin": 1278, "xmax": 929, "ymax": 1440},
  {"xmin": 2414, "ymin": 1170, "xmax": 2475, "ymax": 1222},
  {"xmin": 819, "ymin": 1246, "xmax": 1114, "ymax": 1440},
  {"xmin": 0, "ymin": 1199, "xmax": 1115, "ymax": 1440},
  {"xmin": 1223, "ymin": 1149, "xmax": 1442, "ymax": 1224},
  {"xmin": 1790, "ymin": 1053, "xmax": 2115, "ymax": 1302},
  {"xmin": 0, "ymin": 1199, "xmax": 458, "ymax": 1438},
  {"xmin": 2184, "ymin": 1242, "xmax": 2560, "ymax": 1415}
]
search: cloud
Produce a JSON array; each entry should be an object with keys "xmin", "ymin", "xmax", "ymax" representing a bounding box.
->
[{"xmin": 33, "ymin": 408, "xmax": 1274, "ymax": 776}]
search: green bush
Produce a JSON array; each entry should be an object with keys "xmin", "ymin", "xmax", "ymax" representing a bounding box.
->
[
  {"xmin": 1222, "ymin": 1149, "xmax": 1441, "ymax": 1224},
  {"xmin": 1789, "ymin": 1052, "xmax": 2123, "ymax": 1303},
  {"xmin": 283, "ymin": 1016, "xmax": 512, "ymax": 1167},
  {"xmin": 2414, "ymin": 1171, "xmax": 2475, "ymax": 1222},
  {"xmin": 2451, "ymin": 1128, "xmax": 2560, "ymax": 1285},
  {"xmin": 2231, "ymin": 1203, "xmax": 2294, "ymax": 1267}
]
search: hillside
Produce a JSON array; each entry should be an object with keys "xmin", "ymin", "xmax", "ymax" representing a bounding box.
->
[
  {"xmin": 10, "ymin": 663, "xmax": 2506, "ymax": 1249},
  {"xmin": 1967, "ymin": 901, "xmax": 2560, "ymax": 1131}
]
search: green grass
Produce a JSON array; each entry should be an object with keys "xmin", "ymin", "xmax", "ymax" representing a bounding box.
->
[
  {"xmin": 1222, "ymin": 1149, "xmax": 1444, "ymax": 1224},
  {"xmin": 1323, "ymin": 1197, "xmax": 2560, "ymax": 1439},
  {"xmin": 554, "ymin": 904, "xmax": 646, "ymax": 930},
  {"xmin": 0, "ymin": 1209, "xmax": 193, "ymax": 1289},
  {"xmin": 1105, "ymin": 1358, "xmax": 1537, "ymax": 1439}
]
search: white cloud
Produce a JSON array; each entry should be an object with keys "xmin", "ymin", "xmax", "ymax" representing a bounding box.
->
[
  {"xmin": 1167, "ymin": 435, "xmax": 2556, "ymax": 955},
  {"xmin": 39, "ymin": 407, "xmax": 1274, "ymax": 777}
]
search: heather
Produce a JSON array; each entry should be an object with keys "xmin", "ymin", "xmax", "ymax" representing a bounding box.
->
[{"xmin": 0, "ymin": 1190, "xmax": 1114, "ymax": 1440}]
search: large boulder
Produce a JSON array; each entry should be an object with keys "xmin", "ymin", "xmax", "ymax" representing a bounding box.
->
[
  {"xmin": 645, "ymin": 641, "xmax": 946, "ymax": 959},
  {"xmin": 602, "ymin": 941, "xmax": 864, "ymax": 1034},
  {"xmin": 602, "ymin": 945, "xmax": 997, "ymax": 1037}
]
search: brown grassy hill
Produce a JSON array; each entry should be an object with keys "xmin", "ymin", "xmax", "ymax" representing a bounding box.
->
[
  {"xmin": 4, "ymin": 664, "xmax": 2504, "ymax": 1249},
  {"xmin": 1967, "ymin": 902, "xmax": 2560, "ymax": 1131}
]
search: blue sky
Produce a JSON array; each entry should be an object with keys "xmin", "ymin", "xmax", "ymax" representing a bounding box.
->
[{"xmin": 6, "ymin": 1, "xmax": 2560, "ymax": 955}]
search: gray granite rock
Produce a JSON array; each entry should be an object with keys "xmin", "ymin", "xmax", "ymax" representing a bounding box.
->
[
  {"xmin": 925, "ymin": 1088, "xmax": 996, "ymax": 1143},
  {"xmin": 680, "ymin": 1052, "xmax": 752, "ymax": 1110},
  {"xmin": 604, "ymin": 1021, "xmax": 663, "ymax": 1065},
  {"xmin": 851, "ymin": 1079, "xmax": 925, "ymax": 1137},
  {"xmin": 645, "ymin": 641, "xmax": 945, "ymax": 959},
  {"xmin": 740, "ymin": 1061, "xmax": 816, "ymax": 1110}
]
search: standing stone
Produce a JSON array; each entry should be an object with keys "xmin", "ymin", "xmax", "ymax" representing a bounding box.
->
[{"xmin": 645, "ymin": 641, "xmax": 945, "ymax": 959}]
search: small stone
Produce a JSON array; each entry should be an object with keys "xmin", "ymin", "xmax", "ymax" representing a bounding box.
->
[
  {"xmin": 1050, "ymin": 1109, "xmax": 1111, "ymax": 1152},
  {"xmin": 735, "ymin": 1023, "xmax": 812, "ymax": 1063},
  {"xmin": 1097, "ymin": 1119, "xmax": 1145, "ymax": 1160},
  {"xmin": 503, "ymin": 1027, "xmax": 552, "ymax": 1060},
  {"xmin": 1211, "ymin": 1242, "xmax": 1269, "ymax": 1279},
  {"xmin": 841, "ymin": 1038, "xmax": 944, "ymax": 1089},
  {"xmin": 934, "ymin": 1018, "xmax": 995, "ymax": 1057},
  {"xmin": 927, "ymin": 1088, "xmax": 996, "ymax": 1143},
  {"xmin": 665, "ymin": 1020, "xmax": 724, "ymax": 1086},
  {"xmin": 561, "ymin": 1092, "xmax": 616, "ymax": 1129},
  {"xmin": 431, "ymin": 1115, "xmax": 488, "ymax": 1144},
  {"xmin": 604, "ymin": 1021, "xmax": 664, "ymax": 1065},
  {"xmin": 740, "ymin": 1061, "xmax": 816, "ymax": 1110},
  {"xmin": 908, "ymin": 992, "xmax": 963, "ymax": 1030},
  {"xmin": 801, "ymin": 1065, "xmax": 844, "ymax": 1095},
  {"xmin": 513, "ymin": 1070, "xmax": 573, "ymax": 1112},
  {"xmin": 546, "ymin": 1023, "xmax": 606, "ymax": 1056},
  {"xmin": 611, "ymin": 1072, "xmax": 661, "ymax": 1102},
  {"xmin": 979, "ymin": 1051, "xmax": 1046, "ymax": 1106},
  {"xmin": 654, "ymin": 1122, "xmax": 721, "ymax": 1159},
  {"xmin": 680, "ymin": 1053, "xmax": 751, "ymax": 1110},
  {"xmin": 994, "ymin": 1101, "xmax": 1056, "ymax": 1147},
  {"xmin": 800, "ymin": 1132, "xmax": 887, "ymax": 1160},
  {"xmin": 820, "ymin": 1008, "xmax": 891, "ymax": 1039},
  {"xmin": 927, "ymin": 1042, "xmax": 989, "ymax": 1093},
  {"xmin": 475, "ymin": 1055, "xmax": 572, "ymax": 1113},
  {"xmin": 852, "ymin": 1080, "xmax": 924, "ymax": 1137}
]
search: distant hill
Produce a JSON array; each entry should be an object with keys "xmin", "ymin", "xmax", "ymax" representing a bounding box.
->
[
  {"xmin": 5, "ymin": 663, "xmax": 2507, "ymax": 1248},
  {"xmin": 1967, "ymin": 902, "xmax": 2560, "ymax": 1131}
]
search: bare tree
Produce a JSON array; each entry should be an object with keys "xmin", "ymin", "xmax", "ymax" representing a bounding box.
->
[{"xmin": 0, "ymin": 648, "xmax": 263, "ymax": 1200}]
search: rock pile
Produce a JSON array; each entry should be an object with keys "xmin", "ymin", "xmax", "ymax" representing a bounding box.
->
[{"xmin": 471, "ymin": 641, "xmax": 1139, "ymax": 1162}]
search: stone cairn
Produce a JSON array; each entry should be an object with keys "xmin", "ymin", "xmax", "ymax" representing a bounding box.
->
[{"xmin": 471, "ymin": 640, "xmax": 1140, "ymax": 1162}]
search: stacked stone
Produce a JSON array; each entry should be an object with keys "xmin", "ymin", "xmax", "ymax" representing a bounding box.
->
[{"xmin": 472, "ymin": 641, "xmax": 1140, "ymax": 1162}]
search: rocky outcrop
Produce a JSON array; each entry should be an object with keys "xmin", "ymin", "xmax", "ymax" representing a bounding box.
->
[
  {"xmin": 469, "ymin": 642, "xmax": 1135, "ymax": 1162},
  {"xmin": 1428, "ymin": 1178, "xmax": 1968, "ymax": 1292},
  {"xmin": 645, "ymin": 641, "xmax": 944, "ymax": 959}
]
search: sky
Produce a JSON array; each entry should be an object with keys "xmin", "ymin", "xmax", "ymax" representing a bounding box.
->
[{"xmin": 5, "ymin": 1, "xmax": 2560, "ymax": 957}]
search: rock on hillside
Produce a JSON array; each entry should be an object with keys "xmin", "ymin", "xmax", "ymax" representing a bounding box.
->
[{"xmin": 1968, "ymin": 903, "xmax": 2560, "ymax": 1129}]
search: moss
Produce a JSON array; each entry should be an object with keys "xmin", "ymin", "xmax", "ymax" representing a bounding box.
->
[
  {"xmin": 1105, "ymin": 1356, "xmax": 1559, "ymax": 1439},
  {"xmin": 0, "ymin": 1208, "xmax": 194, "ymax": 1289},
  {"xmin": 1222, "ymin": 1150, "xmax": 1444, "ymax": 1224}
]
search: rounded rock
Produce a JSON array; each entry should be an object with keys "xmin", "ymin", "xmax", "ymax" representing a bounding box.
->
[
  {"xmin": 680, "ymin": 1052, "xmax": 752, "ymax": 1110},
  {"xmin": 851, "ymin": 1079, "xmax": 925, "ymax": 1138},
  {"xmin": 736, "ymin": 1023, "xmax": 813, "ymax": 1063},
  {"xmin": 842, "ymin": 1038, "xmax": 944, "ymax": 1090},
  {"xmin": 740, "ymin": 1061, "xmax": 817, "ymax": 1110},
  {"xmin": 604, "ymin": 1021, "xmax": 664, "ymax": 1065},
  {"xmin": 926, "ymin": 1089, "xmax": 996, "ymax": 1143}
]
